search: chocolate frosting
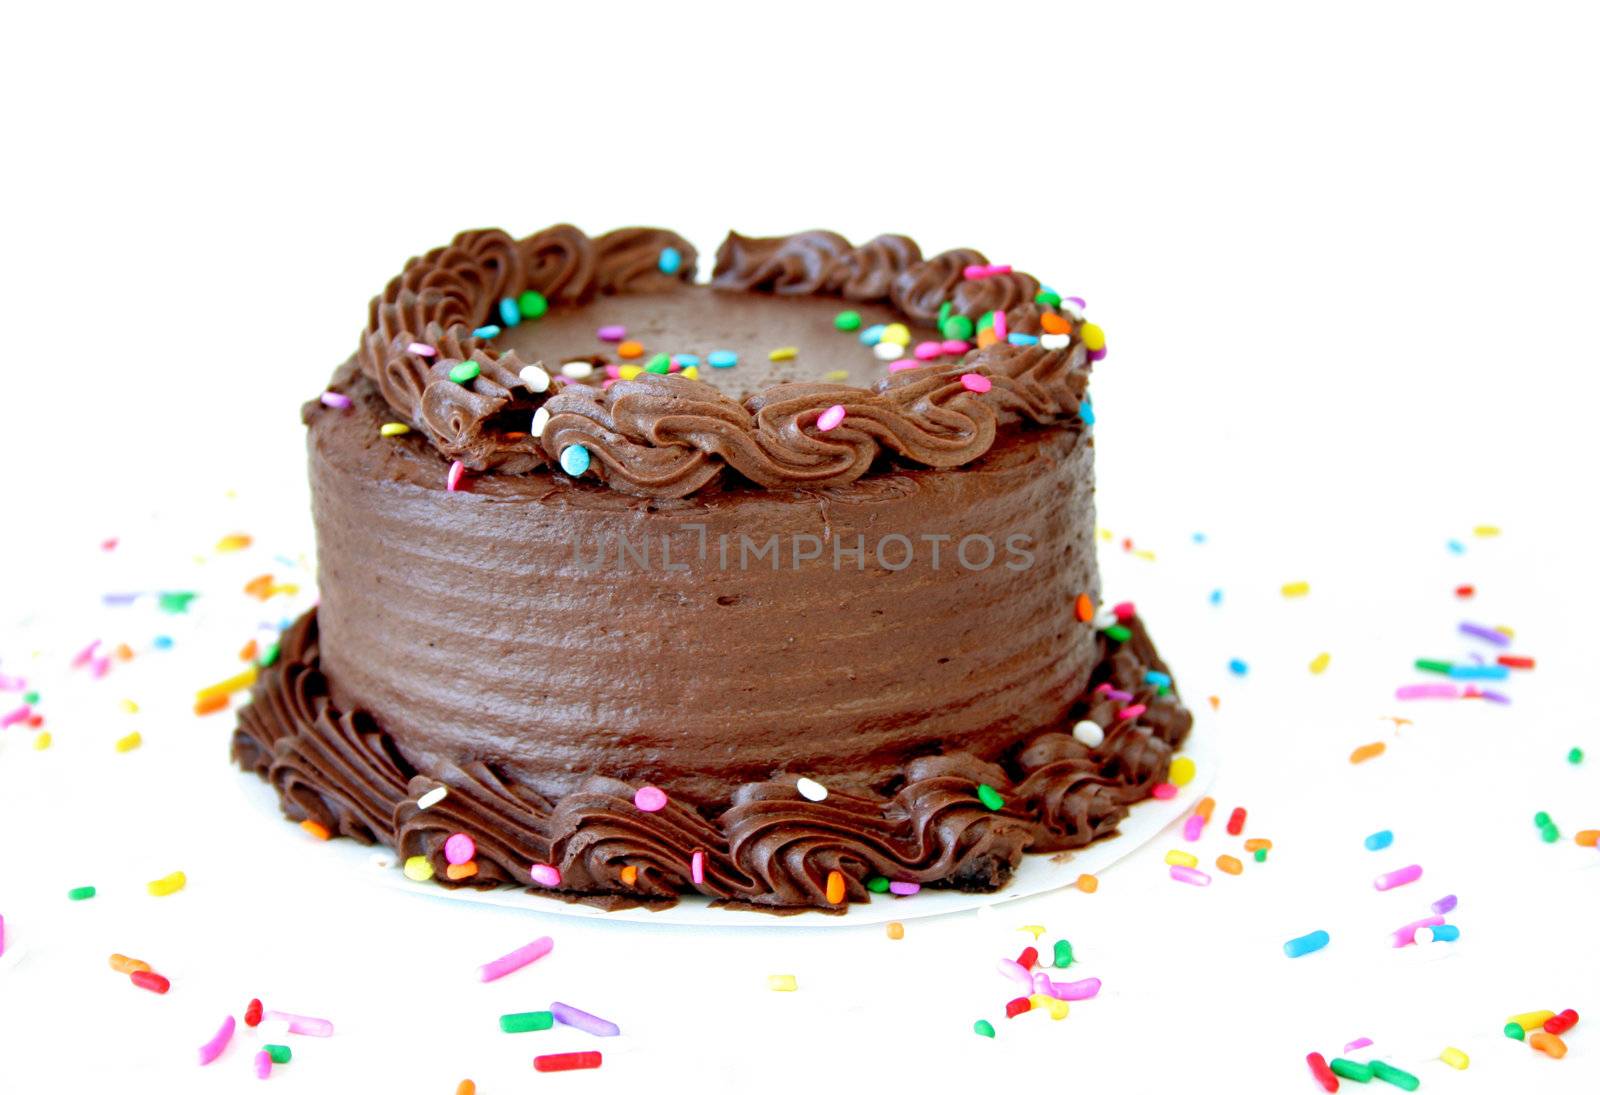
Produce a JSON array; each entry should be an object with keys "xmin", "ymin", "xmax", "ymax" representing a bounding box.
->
[{"xmin": 355, "ymin": 225, "xmax": 1093, "ymax": 497}]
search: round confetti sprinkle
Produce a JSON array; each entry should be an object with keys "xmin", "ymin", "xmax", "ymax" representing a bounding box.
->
[
  {"xmin": 941, "ymin": 315, "xmax": 975, "ymax": 341},
  {"xmin": 617, "ymin": 340, "xmax": 644, "ymax": 359},
  {"xmin": 634, "ymin": 786, "xmax": 668, "ymax": 812},
  {"xmin": 1228, "ymin": 658, "xmax": 1248, "ymax": 676},
  {"xmin": 644, "ymin": 353, "xmax": 671, "ymax": 374},
  {"xmin": 1076, "ymin": 873, "xmax": 1098, "ymax": 893},
  {"xmin": 795, "ymin": 777, "xmax": 828, "ymax": 802},
  {"xmin": 529, "ymin": 863, "xmax": 561, "ymax": 887},
  {"xmin": 403, "ymin": 855, "xmax": 434, "ymax": 882},
  {"xmin": 658, "ymin": 247, "xmax": 682, "ymax": 275},
  {"xmin": 769, "ymin": 346, "xmax": 798, "ymax": 361},
  {"xmin": 379, "ymin": 422, "xmax": 410, "ymax": 437},
  {"xmin": 559, "ymin": 445, "xmax": 591, "ymax": 477},
  {"xmin": 449, "ymin": 361, "xmax": 481, "ymax": 384},
  {"xmin": 444, "ymin": 833, "xmax": 475, "ymax": 865},
  {"xmin": 1072, "ymin": 720, "xmax": 1104, "ymax": 748},
  {"xmin": 596, "ymin": 325, "xmax": 626, "ymax": 342},
  {"xmin": 519, "ymin": 364, "xmax": 551, "ymax": 392},
  {"xmin": 872, "ymin": 340, "xmax": 905, "ymax": 361},
  {"xmin": 817, "ymin": 405, "xmax": 846, "ymax": 432},
  {"xmin": 320, "ymin": 391, "xmax": 352, "ymax": 409},
  {"xmin": 1569, "ymin": 747, "xmax": 1584, "ymax": 764},
  {"xmin": 708, "ymin": 350, "xmax": 738, "ymax": 368},
  {"xmin": 1168, "ymin": 756, "xmax": 1196, "ymax": 785},
  {"xmin": 472, "ymin": 325, "xmax": 500, "ymax": 340},
  {"xmin": 834, "ymin": 310, "xmax": 862, "ymax": 331},
  {"xmin": 959, "ymin": 373, "xmax": 992, "ymax": 393},
  {"xmin": 976, "ymin": 784, "xmax": 1005, "ymax": 811},
  {"xmin": 518, "ymin": 290, "xmax": 549, "ymax": 319},
  {"xmin": 498, "ymin": 297, "xmax": 521, "ymax": 327}
]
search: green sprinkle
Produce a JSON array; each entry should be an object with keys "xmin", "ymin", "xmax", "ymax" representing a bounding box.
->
[
  {"xmin": 976, "ymin": 784, "xmax": 1005, "ymax": 811},
  {"xmin": 834, "ymin": 310, "xmax": 862, "ymax": 332},
  {"xmin": 499, "ymin": 1010, "xmax": 554, "ymax": 1033},
  {"xmin": 1569, "ymin": 747, "xmax": 1584, "ymax": 764},
  {"xmin": 977, "ymin": 311, "xmax": 995, "ymax": 331},
  {"xmin": 1504, "ymin": 1022, "xmax": 1525, "ymax": 1041},
  {"xmin": 1052, "ymin": 939, "xmax": 1073, "ymax": 968},
  {"xmin": 1534, "ymin": 811, "xmax": 1551, "ymax": 827},
  {"xmin": 1540, "ymin": 823, "xmax": 1560, "ymax": 843},
  {"xmin": 865, "ymin": 875, "xmax": 890, "ymax": 894},
  {"xmin": 1036, "ymin": 289, "xmax": 1062, "ymax": 307},
  {"xmin": 1254, "ymin": 848, "xmax": 1268, "ymax": 862},
  {"xmin": 644, "ymin": 353, "xmax": 672, "ymax": 374},
  {"xmin": 517, "ymin": 290, "xmax": 548, "ymax": 319},
  {"xmin": 1103, "ymin": 624, "xmax": 1132, "ymax": 643},
  {"xmin": 941, "ymin": 315, "xmax": 975, "ymax": 341},
  {"xmin": 264, "ymin": 1044, "xmax": 292, "ymax": 1064},
  {"xmin": 1368, "ymin": 1059, "xmax": 1419, "ymax": 1091},
  {"xmin": 973, "ymin": 1019, "xmax": 996, "ymax": 1038},
  {"xmin": 1413, "ymin": 658, "xmax": 1452, "ymax": 674},
  {"xmin": 938, "ymin": 301, "xmax": 953, "ymax": 326},
  {"xmin": 1329, "ymin": 1059, "xmax": 1374, "ymax": 1081},
  {"xmin": 257, "ymin": 641, "xmax": 280, "ymax": 668},
  {"xmin": 67, "ymin": 885, "xmax": 97, "ymax": 901},
  {"xmin": 158, "ymin": 591, "xmax": 197, "ymax": 614},
  {"xmin": 449, "ymin": 361, "xmax": 481, "ymax": 384},
  {"xmin": 23, "ymin": 690, "xmax": 39, "ymax": 704}
]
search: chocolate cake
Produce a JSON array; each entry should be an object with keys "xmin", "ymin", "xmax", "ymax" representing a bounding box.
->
[{"xmin": 233, "ymin": 224, "xmax": 1193, "ymax": 912}]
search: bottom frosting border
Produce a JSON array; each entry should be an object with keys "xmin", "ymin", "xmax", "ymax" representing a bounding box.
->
[{"xmin": 232, "ymin": 609, "xmax": 1192, "ymax": 913}]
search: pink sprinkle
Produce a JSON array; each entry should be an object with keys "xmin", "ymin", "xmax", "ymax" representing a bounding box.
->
[
  {"xmin": 997, "ymin": 958, "xmax": 1033, "ymax": 987},
  {"xmin": 1183, "ymin": 814, "xmax": 1205, "ymax": 841},
  {"xmin": 817, "ymin": 404, "xmax": 846, "ymax": 432},
  {"xmin": 1374, "ymin": 864, "xmax": 1423, "ymax": 891},
  {"xmin": 888, "ymin": 881, "xmax": 921, "ymax": 896},
  {"xmin": 668, "ymin": 361, "xmax": 683, "ymax": 372},
  {"xmin": 1150, "ymin": 782, "xmax": 1178, "ymax": 800},
  {"xmin": 887, "ymin": 360, "xmax": 921, "ymax": 373},
  {"xmin": 476, "ymin": 936, "xmax": 554, "ymax": 982},
  {"xmin": 941, "ymin": 340, "xmax": 969, "ymax": 355},
  {"xmin": 70, "ymin": 639, "xmax": 101, "ymax": 668},
  {"xmin": 1395, "ymin": 684, "xmax": 1460, "ymax": 700},
  {"xmin": 262, "ymin": 1010, "xmax": 333, "ymax": 1037},
  {"xmin": 1390, "ymin": 916, "xmax": 1445, "ymax": 947},
  {"xmin": 959, "ymin": 373, "xmax": 992, "ymax": 393},
  {"xmin": 90, "ymin": 656, "xmax": 111, "ymax": 679},
  {"xmin": 1105, "ymin": 689, "xmax": 1134, "ymax": 703},
  {"xmin": 320, "ymin": 391, "xmax": 352, "ymax": 410},
  {"xmin": 1, "ymin": 705, "xmax": 31, "ymax": 729},
  {"xmin": 1048, "ymin": 976, "xmax": 1102, "ymax": 1001},
  {"xmin": 963, "ymin": 264, "xmax": 989, "ymax": 280},
  {"xmin": 633, "ymin": 786, "xmax": 668, "ymax": 812},
  {"xmin": 254, "ymin": 1050, "xmax": 272, "ymax": 1079},
  {"xmin": 913, "ymin": 341, "xmax": 943, "ymax": 360},
  {"xmin": 604, "ymin": 364, "xmax": 622, "ymax": 379},
  {"xmin": 691, "ymin": 850, "xmax": 705, "ymax": 885},
  {"xmin": 1119, "ymin": 703, "xmax": 1148, "ymax": 721},
  {"xmin": 1344, "ymin": 1038, "xmax": 1373, "ymax": 1053},
  {"xmin": 446, "ymin": 460, "xmax": 465, "ymax": 492},
  {"xmin": 197, "ymin": 1015, "xmax": 235, "ymax": 1066},
  {"xmin": 443, "ymin": 833, "xmax": 475, "ymax": 866},
  {"xmin": 1170, "ymin": 865, "xmax": 1211, "ymax": 887},
  {"xmin": 601, "ymin": 379, "xmax": 618, "ymax": 390},
  {"xmin": 1112, "ymin": 601, "xmax": 1137, "ymax": 621},
  {"xmin": 406, "ymin": 342, "xmax": 436, "ymax": 358},
  {"xmin": 0, "ymin": 673, "xmax": 27, "ymax": 691},
  {"xmin": 993, "ymin": 311, "xmax": 1008, "ymax": 340},
  {"xmin": 529, "ymin": 863, "xmax": 561, "ymax": 887},
  {"xmin": 597, "ymin": 325, "xmax": 626, "ymax": 342}
]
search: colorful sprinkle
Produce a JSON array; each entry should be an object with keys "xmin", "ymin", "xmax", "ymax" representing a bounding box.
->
[
  {"xmin": 973, "ymin": 1019, "xmax": 996, "ymax": 1038},
  {"xmin": 1283, "ymin": 930, "xmax": 1330, "ymax": 958},
  {"xmin": 768, "ymin": 346, "xmax": 798, "ymax": 361},
  {"xmin": 1369, "ymin": 1060, "xmax": 1420, "ymax": 1090},
  {"xmin": 67, "ymin": 885, "xmax": 96, "ymax": 901},
  {"xmin": 1170, "ymin": 865, "xmax": 1211, "ymax": 886},
  {"xmin": 1307, "ymin": 1053, "xmax": 1339, "ymax": 1093},
  {"xmin": 443, "ymin": 833, "xmax": 476, "ymax": 865},
  {"xmin": 559, "ymin": 445, "xmax": 591, "ymax": 477},
  {"xmin": 477, "ymin": 936, "xmax": 553, "ymax": 982},
  {"xmin": 146, "ymin": 871, "xmax": 186, "ymax": 897},
  {"xmin": 767, "ymin": 974, "xmax": 798, "ymax": 992},
  {"xmin": 795, "ymin": 777, "xmax": 828, "ymax": 802},
  {"xmin": 825, "ymin": 870, "xmax": 846, "ymax": 904},
  {"xmin": 551, "ymin": 1001, "xmax": 620, "ymax": 1038},
  {"xmin": 596, "ymin": 325, "xmax": 626, "ymax": 342},
  {"xmin": 114, "ymin": 731, "xmax": 141, "ymax": 753},
  {"xmin": 834, "ymin": 310, "xmax": 862, "ymax": 331},
  {"xmin": 657, "ymin": 247, "xmax": 681, "ymax": 275},
  {"xmin": 319, "ymin": 391, "xmax": 351, "ymax": 409},
  {"xmin": 379, "ymin": 422, "xmax": 411, "ymax": 437},
  {"xmin": 817, "ymin": 404, "xmax": 846, "ymax": 432},
  {"xmin": 633, "ymin": 785, "xmax": 667, "ymax": 812},
  {"xmin": 406, "ymin": 341, "xmax": 436, "ymax": 357},
  {"xmin": 691, "ymin": 850, "xmax": 705, "ymax": 885},
  {"xmin": 707, "ymin": 350, "xmax": 737, "ymax": 368},
  {"xmin": 1216, "ymin": 854, "xmax": 1243, "ymax": 875},
  {"xmin": 131, "ymin": 970, "xmax": 171, "ymax": 994},
  {"xmin": 1309, "ymin": 652, "xmax": 1331, "ymax": 674},
  {"xmin": 977, "ymin": 784, "xmax": 1005, "ymax": 811},
  {"xmin": 887, "ymin": 922, "xmax": 904, "ymax": 940},
  {"xmin": 1350, "ymin": 742, "xmax": 1387, "ymax": 763},
  {"xmin": 1365, "ymin": 829, "xmax": 1394, "ymax": 851},
  {"xmin": 959, "ymin": 372, "xmax": 992, "ymax": 393},
  {"xmin": 197, "ymin": 1015, "xmax": 235, "ymax": 1066},
  {"xmin": 534, "ymin": 1051, "xmax": 603, "ymax": 1073},
  {"xmin": 403, "ymin": 855, "xmax": 434, "ymax": 882},
  {"xmin": 529, "ymin": 863, "xmax": 562, "ymax": 887},
  {"xmin": 1374, "ymin": 864, "xmax": 1423, "ymax": 891}
]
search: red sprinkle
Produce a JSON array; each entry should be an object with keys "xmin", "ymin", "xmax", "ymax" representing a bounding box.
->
[
  {"xmin": 1545, "ymin": 1008, "xmax": 1579, "ymax": 1035},
  {"xmin": 1016, "ymin": 946, "xmax": 1038, "ymax": 970},
  {"xmin": 1454, "ymin": 584, "xmax": 1475, "ymax": 598},
  {"xmin": 130, "ymin": 970, "xmax": 170, "ymax": 994},
  {"xmin": 244, "ymin": 998, "xmax": 263, "ymax": 1027},
  {"xmin": 1226, "ymin": 807, "xmax": 1247, "ymax": 836},
  {"xmin": 1306, "ymin": 1052, "xmax": 1339, "ymax": 1092},
  {"xmin": 1497, "ymin": 654, "xmax": 1535, "ymax": 670},
  {"xmin": 1005, "ymin": 997, "xmax": 1031, "ymax": 1019},
  {"xmin": 534, "ymin": 1052, "xmax": 603, "ymax": 1073}
]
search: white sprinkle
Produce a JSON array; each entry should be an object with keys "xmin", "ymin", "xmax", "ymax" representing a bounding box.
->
[
  {"xmin": 519, "ymin": 364, "xmax": 551, "ymax": 393},
  {"xmin": 1072, "ymin": 720, "xmax": 1105, "ymax": 748},
  {"xmin": 560, "ymin": 360, "xmax": 595, "ymax": 380},
  {"xmin": 417, "ymin": 786, "xmax": 449, "ymax": 809},
  {"xmin": 531, "ymin": 407, "xmax": 551, "ymax": 438},
  {"xmin": 1040, "ymin": 333, "xmax": 1071, "ymax": 350},
  {"xmin": 872, "ymin": 341, "xmax": 905, "ymax": 362},
  {"xmin": 795, "ymin": 777, "xmax": 829, "ymax": 802},
  {"xmin": 1092, "ymin": 608, "xmax": 1119, "ymax": 630}
]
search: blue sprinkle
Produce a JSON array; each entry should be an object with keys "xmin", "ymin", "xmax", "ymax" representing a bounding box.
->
[
  {"xmin": 1426, "ymin": 924, "xmax": 1461, "ymax": 942},
  {"xmin": 1228, "ymin": 658, "xmax": 1248, "ymax": 676},
  {"xmin": 1192, "ymin": 532, "xmax": 1207, "ymax": 544},
  {"xmin": 559, "ymin": 444, "xmax": 591, "ymax": 477},
  {"xmin": 1283, "ymin": 930, "xmax": 1330, "ymax": 958},
  {"xmin": 498, "ymin": 298, "xmax": 521, "ymax": 327},
  {"xmin": 1007, "ymin": 332, "xmax": 1040, "ymax": 346},
  {"xmin": 1209, "ymin": 589, "xmax": 1223, "ymax": 606},
  {"xmin": 1448, "ymin": 663, "xmax": 1510, "ymax": 680},
  {"xmin": 1079, "ymin": 399, "xmax": 1096, "ymax": 426},
  {"xmin": 707, "ymin": 350, "xmax": 738, "ymax": 368},
  {"xmin": 472, "ymin": 324, "xmax": 501, "ymax": 339},
  {"xmin": 658, "ymin": 247, "xmax": 682, "ymax": 275},
  {"xmin": 1144, "ymin": 670, "xmax": 1172, "ymax": 688},
  {"xmin": 673, "ymin": 354, "xmax": 700, "ymax": 368},
  {"xmin": 859, "ymin": 324, "xmax": 886, "ymax": 346},
  {"xmin": 1447, "ymin": 539, "xmax": 1465, "ymax": 554},
  {"xmin": 152, "ymin": 635, "xmax": 174, "ymax": 649},
  {"xmin": 1364, "ymin": 829, "xmax": 1394, "ymax": 851}
]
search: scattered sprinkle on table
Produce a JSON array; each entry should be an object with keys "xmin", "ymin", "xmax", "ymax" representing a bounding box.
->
[
  {"xmin": 768, "ymin": 974, "xmax": 798, "ymax": 992},
  {"xmin": 146, "ymin": 871, "xmax": 186, "ymax": 897}
]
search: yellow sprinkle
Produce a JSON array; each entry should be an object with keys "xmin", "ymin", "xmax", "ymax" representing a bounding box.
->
[
  {"xmin": 682, "ymin": 366, "xmax": 699, "ymax": 380},
  {"xmin": 768, "ymin": 346, "xmax": 798, "ymax": 361},
  {"xmin": 1164, "ymin": 849, "xmax": 1198, "ymax": 868},
  {"xmin": 119, "ymin": 698, "xmax": 140, "ymax": 714},
  {"xmin": 1097, "ymin": 527, "xmax": 1113, "ymax": 542},
  {"xmin": 1019, "ymin": 924, "xmax": 1046, "ymax": 939},
  {"xmin": 618, "ymin": 365, "xmax": 644, "ymax": 380},
  {"xmin": 1168, "ymin": 756, "xmax": 1196, "ymax": 786},
  {"xmin": 379, "ymin": 422, "xmax": 411, "ymax": 437},
  {"xmin": 1133, "ymin": 549, "xmax": 1157, "ymax": 562},
  {"xmin": 196, "ymin": 666, "xmax": 258, "ymax": 702},
  {"xmin": 1440, "ymin": 1047, "xmax": 1469, "ymax": 1070},
  {"xmin": 822, "ymin": 370, "xmax": 848, "ymax": 381},
  {"xmin": 115, "ymin": 731, "xmax": 142, "ymax": 753},
  {"xmin": 767, "ymin": 974, "xmax": 798, "ymax": 992},
  {"xmin": 880, "ymin": 323, "xmax": 911, "ymax": 346},
  {"xmin": 403, "ymin": 855, "xmax": 434, "ymax": 882},
  {"xmin": 1309, "ymin": 652, "xmax": 1331, "ymax": 675},
  {"xmin": 146, "ymin": 871, "xmax": 186, "ymax": 897},
  {"xmin": 1507, "ymin": 1009, "xmax": 1555, "ymax": 1029},
  {"xmin": 1281, "ymin": 581, "xmax": 1310, "ymax": 597},
  {"xmin": 267, "ymin": 583, "xmax": 299, "ymax": 598},
  {"xmin": 1078, "ymin": 322, "xmax": 1106, "ymax": 351},
  {"xmin": 1027, "ymin": 994, "xmax": 1069, "ymax": 1020},
  {"xmin": 886, "ymin": 921, "xmax": 904, "ymax": 940},
  {"xmin": 215, "ymin": 533, "xmax": 252, "ymax": 552},
  {"xmin": 1473, "ymin": 525, "xmax": 1501, "ymax": 537},
  {"xmin": 1495, "ymin": 625, "xmax": 1515, "ymax": 639},
  {"xmin": 34, "ymin": 731, "xmax": 51, "ymax": 751}
]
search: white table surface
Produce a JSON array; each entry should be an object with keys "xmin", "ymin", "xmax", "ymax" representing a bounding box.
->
[{"xmin": 2, "ymin": 3, "xmax": 1596, "ymax": 1092}]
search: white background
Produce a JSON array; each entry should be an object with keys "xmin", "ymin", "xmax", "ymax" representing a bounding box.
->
[{"xmin": 2, "ymin": 2, "xmax": 1598, "ymax": 1091}]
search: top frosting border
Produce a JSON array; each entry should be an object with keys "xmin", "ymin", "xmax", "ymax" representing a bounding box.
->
[{"xmin": 355, "ymin": 225, "xmax": 1104, "ymax": 498}]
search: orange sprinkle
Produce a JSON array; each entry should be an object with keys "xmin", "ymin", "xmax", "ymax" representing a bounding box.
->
[
  {"xmin": 109, "ymin": 953, "xmax": 151, "ymax": 975},
  {"xmin": 457, "ymin": 1081, "xmax": 476, "ymax": 1095},
  {"xmin": 1194, "ymin": 796, "xmax": 1216, "ymax": 822},
  {"xmin": 299, "ymin": 819, "xmax": 331, "ymax": 841},
  {"xmin": 616, "ymin": 340, "xmax": 644, "ymax": 359},
  {"xmin": 1216, "ymin": 855, "xmax": 1243, "ymax": 875},
  {"xmin": 1529, "ymin": 1031, "xmax": 1567, "ymax": 1059},
  {"xmin": 243, "ymin": 574, "xmax": 275, "ymax": 599},
  {"xmin": 620, "ymin": 865, "xmax": 638, "ymax": 886},
  {"xmin": 239, "ymin": 639, "xmax": 259, "ymax": 662},
  {"xmin": 886, "ymin": 921, "xmax": 904, "ymax": 940},
  {"xmin": 1039, "ymin": 312, "xmax": 1072, "ymax": 335},
  {"xmin": 825, "ymin": 869, "xmax": 846, "ymax": 904},
  {"xmin": 113, "ymin": 643, "xmax": 135, "ymax": 662},
  {"xmin": 1244, "ymin": 838, "xmax": 1273, "ymax": 852},
  {"xmin": 1350, "ymin": 741, "xmax": 1387, "ymax": 764},
  {"xmin": 194, "ymin": 694, "xmax": 229, "ymax": 716},
  {"xmin": 216, "ymin": 533, "xmax": 253, "ymax": 552},
  {"xmin": 1575, "ymin": 830, "xmax": 1599, "ymax": 847},
  {"xmin": 1074, "ymin": 593, "xmax": 1094, "ymax": 622},
  {"xmin": 1075, "ymin": 873, "xmax": 1098, "ymax": 893},
  {"xmin": 1207, "ymin": 695, "xmax": 1221, "ymax": 711},
  {"xmin": 976, "ymin": 328, "xmax": 1000, "ymax": 349},
  {"xmin": 446, "ymin": 862, "xmax": 479, "ymax": 881}
]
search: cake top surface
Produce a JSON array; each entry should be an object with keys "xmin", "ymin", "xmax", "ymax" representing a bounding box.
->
[{"xmin": 352, "ymin": 225, "xmax": 1105, "ymax": 497}]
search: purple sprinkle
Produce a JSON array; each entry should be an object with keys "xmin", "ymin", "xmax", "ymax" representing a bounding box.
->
[
  {"xmin": 550, "ymin": 1001, "xmax": 619, "ymax": 1038},
  {"xmin": 596, "ymin": 325, "xmax": 626, "ymax": 343},
  {"xmin": 0, "ymin": 674, "xmax": 28, "ymax": 691},
  {"xmin": 406, "ymin": 341, "xmax": 436, "ymax": 357},
  {"xmin": 1066, "ymin": 297, "xmax": 1087, "ymax": 310},
  {"xmin": 1048, "ymin": 977, "xmax": 1102, "ymax": 1001},
  {"xmin": 888, "ymin": 881, "xmax": 921, "ymax": 896},
  {"xmin": 1431, "ymin": 894, "xmax": 1458, "ymax": 915},
  {"xmin": 1105, "ymin": 689, "xmax": 1134, "ymax": 703},
  {"xmin": 1395, "ymin": 683, "xmax": 1460, "ymax": 700},
  {"xmin": 101, "ymin": 593, "xmax": 140, "ymax": 606},
  {"xmin": 1479, "ymin": 689, "xmax": 1512, "ymax": 705},
  {"xmin": 1088, "ymin": 348, "xmax": 1108, "ymax": 362},
  {"xmin": 1458, "ymin": 621, "xmax": 1510, "ymax": 647},
  {"xmin": 1344, "ymin": 1037, "xmax": 1373, "ymax": 1053},
  {"xmin": 320, "ymin": 391, "xmax": 352, "ymax": 409}
]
